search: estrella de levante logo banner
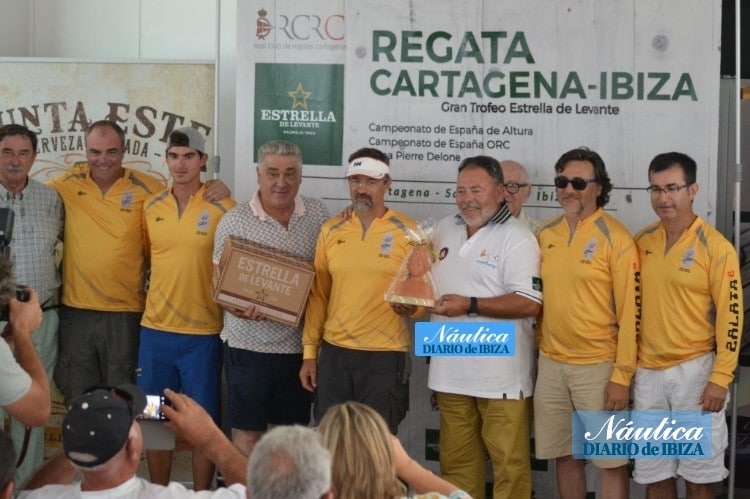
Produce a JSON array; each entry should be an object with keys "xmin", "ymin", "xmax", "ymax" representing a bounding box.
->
[
  {"xmin": 572, "ymin": 411, "xmax": 711, "ymax": 460},
  {"xmin": 414, "ymin": 321, "xmax": 515, "ymax": 356},
  {"xmin": 254, "ymin": 62, "xmax": 344, "ymax": 166}
]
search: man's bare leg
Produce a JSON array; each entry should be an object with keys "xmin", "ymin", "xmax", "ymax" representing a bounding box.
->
[
  {"xmin": 600, "ymin": 465, "xmax": 628, "ymax": 499},
  {"xmin": 646, "ymin": 477, "xmax": 677, "ymax": 499},
  {"xmin": 557, "ymin": 455, "xmax": 586, "ymax": 499},
  {"xmin": 685, "ymin": 481, "xmax": 716, "ymax": 499},
  {"xmin": 232, "ymin": 428, "xmax": 266, "ymax": 456}
]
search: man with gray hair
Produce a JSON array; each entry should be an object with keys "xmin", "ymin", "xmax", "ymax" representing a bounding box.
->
[
  {"xmin": 499, "ymin": 160, "xmax": 541, "ymax": 233},
  {"xmin": 248, "ymin": 426, "xmax": 332, "ymax": 499},
  {"xmin": 213, "ymin": 140, "xmax": 330, "ymax": 457},
  {"xmin": 0, "ymin": 124, "xmax": 62, "ymax": 486}
]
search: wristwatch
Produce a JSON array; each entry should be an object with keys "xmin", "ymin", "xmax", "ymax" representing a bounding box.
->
[{"xmin": 467, "ymin": 297, "xmax": 479, "ymax": 317}]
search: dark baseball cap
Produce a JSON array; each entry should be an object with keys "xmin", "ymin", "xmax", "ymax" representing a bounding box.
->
[
  {"xmin": 62, "ymin": 384, "xmax": 146, "ymax": 468},
  {"xmin": 167, "ymin": 127, "xmax": 206, "ymax": 154}
]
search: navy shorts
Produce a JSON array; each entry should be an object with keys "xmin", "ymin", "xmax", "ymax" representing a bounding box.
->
[
  {"xmin": 136, "ymin": 327, "xmax": 222, "ymax": 421},
  {"xmin": 223, "ymin": 344, "xmax": 311, "ymax": 431}
]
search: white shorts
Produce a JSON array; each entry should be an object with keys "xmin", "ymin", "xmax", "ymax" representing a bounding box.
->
[{"xmin": 632, "ymin": 352, "xmax": 729, "ymax": 485}]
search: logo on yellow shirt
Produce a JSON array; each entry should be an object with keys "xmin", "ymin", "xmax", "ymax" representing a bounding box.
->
[
  {"xmin": 196, "ymin": 210, "xmax": 210, "ymax": 236},
  {"xmin": 581, "ymin": 239, "xmax": 597, "ymax": 263},
  {"xmin": 121, "ymin": 190, "xmax": 134, "ymax": 211},
  {"xmin": 679, "ymin": 247, "xmax": 695, "ymax": 271},
  {"xmin": 379, "ymin": 232, "xmax": 393, "ymax": 257}
]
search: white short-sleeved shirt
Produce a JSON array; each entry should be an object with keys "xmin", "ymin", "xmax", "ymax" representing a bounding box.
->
[
  {"xmin": 427, "ymin": 210, "xmax": 542, "ymax": 399},
  {"xmin": 0, "ymin": 340, "xmax": 31, "ymax": 406}
]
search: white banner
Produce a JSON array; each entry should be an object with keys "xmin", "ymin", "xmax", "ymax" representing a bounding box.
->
[{"xmin": 342, "ymin": 0, "xmax": 721, "ymax": 231}]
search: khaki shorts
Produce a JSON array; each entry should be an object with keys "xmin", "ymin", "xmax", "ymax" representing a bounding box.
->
[{"xmin": 533, "ymin": 354, "xmax": 628, "ymax": 468}]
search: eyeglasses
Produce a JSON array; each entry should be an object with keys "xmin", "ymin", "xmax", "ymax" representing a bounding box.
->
[
  {"xmin": 646, "ymin": 184, "xmax": 689, "ymax": 196},
  {"xmin": 554, "ymin": 176, "xmax": 598, "ymax": 190},
  {"xmin": 346, "ymin": 177, "xmax": 383, "ymax": 188},
  {"xmin": 504, "ymin": 182, "xmax": 529, "ymax": 194}
]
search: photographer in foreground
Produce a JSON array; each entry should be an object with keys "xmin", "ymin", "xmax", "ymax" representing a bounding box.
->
[
  {"xmin": 0, "ymin": 254, "xmax": 49, "ymax": 427},
  {"xmin": 21, "ymin": 386, "xmax": 247, "ymax": 498}
]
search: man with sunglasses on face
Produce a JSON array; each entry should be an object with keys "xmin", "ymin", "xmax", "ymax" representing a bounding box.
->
[
  {"xmin": 500, "ymin": 160, "xmax": 541, "ymax": 233},
  {"xmin": 300, "ymin": 147, "xmax": 420, "ymax": 434},
  {"xmin": 534, "ymin": 148, "xmax": 639, "ymax": 499},
  {"xmin": 632, "ymin": 153, "xmax": 742, "ymax": 499}
]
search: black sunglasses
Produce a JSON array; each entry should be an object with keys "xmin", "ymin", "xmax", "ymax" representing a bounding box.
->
[{"xmin": 554, "ymin": 176, "xmax": 598, "ymax": 191}]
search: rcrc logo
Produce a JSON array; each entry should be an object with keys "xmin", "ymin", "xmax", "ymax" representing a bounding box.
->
[{"xmin": 256, "ymin": 8, "xmax": 344, "ymax": 41}]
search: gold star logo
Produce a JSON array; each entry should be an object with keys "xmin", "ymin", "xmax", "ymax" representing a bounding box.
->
[
  {"xmin": 255, "ymin": 290, "xmax": 268, "ymax": 302},
  {"xmin": 287, "ymin": 82, "xmax": 312, "ymax": 110}
]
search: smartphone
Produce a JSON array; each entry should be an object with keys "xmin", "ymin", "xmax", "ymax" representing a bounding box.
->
[{"xmin": 139, "ymin": 394, "xmax": 169, "ymax": 421}]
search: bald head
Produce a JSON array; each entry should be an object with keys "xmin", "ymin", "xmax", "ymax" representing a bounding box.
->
[{"xmin": 500, "ymin": 160, "xmax": 532, "ymax": 217}]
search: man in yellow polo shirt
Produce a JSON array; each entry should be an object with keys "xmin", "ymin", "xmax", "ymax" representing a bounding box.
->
[
  {"xmin": 300, "ymin": 148, "xmax": 420, "ymax": 434},
  {"xmin": 633, "ymin": 152, "xmax": 742, "ymax": 498},
  {"xmin": 534, "ymin": 147, "xmax": 639, "ymax": 499},
  {"xmin": 137, "ymin": 128, "xmax": 235, "ymax": 490},
  {"xmin": 51, "ymin": 121, "xmax": 229, "ymax": 404}
]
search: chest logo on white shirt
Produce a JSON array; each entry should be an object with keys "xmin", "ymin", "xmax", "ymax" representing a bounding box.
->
[
  {"xmin": 120, "ymin": 190, "xmax": 134, "ymax": 211},
  {"xmin": 196, "ymin": 210, "xmax": 210, "ymax": 235},
  {"xmin": 476, "ymin": 248, "xmax": 500, "ymax": 269},
  {"xmin": 379, "ymin": 232, "xmax": 394, "ymax": 257},
  {"xmin": 680, "ymin": 247, "xmax": 695, "ymax": 271},
  {"xmin": 581, "ymin": 238, "xmax": 597, "ymax": 263}
]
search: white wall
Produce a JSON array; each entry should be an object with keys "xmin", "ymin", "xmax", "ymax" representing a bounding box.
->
[
  {"xmin": 0, "ymin": 0, "xmax": 216, "ymax": 59},
  {"xmin": 0, "ymin": 0, "xmax": 238, "ymax": 192},
  {"xmin": 1, "ymin": 1, "xmax": 31, "ymax": 56}
]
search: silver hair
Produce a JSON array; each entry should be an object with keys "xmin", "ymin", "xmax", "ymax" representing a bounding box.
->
[
  {"xmin": 257, "ymin": 141, "xmax": 302, "ymax": 171},
  {"xmin": 248, "ymin": 426, "xmax": 331, "ymax": 499},
  {"xmin": 500, "ymin": 160, "xmax": 531, "ymax": 183}
]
